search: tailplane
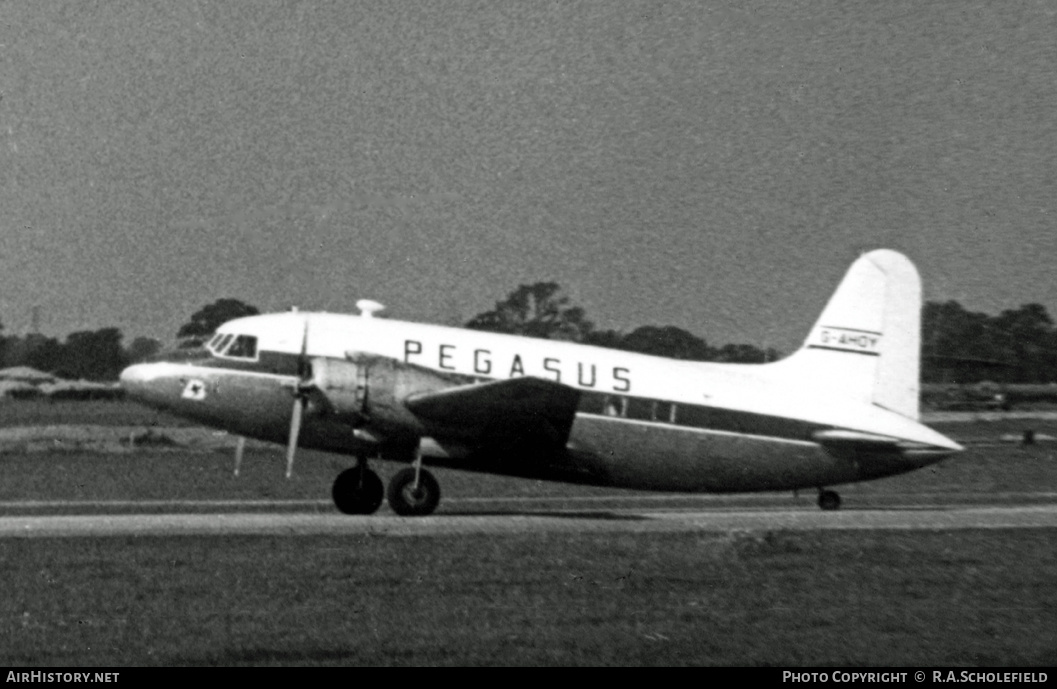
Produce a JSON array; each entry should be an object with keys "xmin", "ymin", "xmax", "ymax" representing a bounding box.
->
[{"xmin": 768, "ymin": 249, "xmax": 921, "ymax": 420}]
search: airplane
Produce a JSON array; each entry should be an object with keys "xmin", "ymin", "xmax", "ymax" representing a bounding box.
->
[{"xmin": 120, "ymin": 249, "xmax": 963, "ymax": 516}]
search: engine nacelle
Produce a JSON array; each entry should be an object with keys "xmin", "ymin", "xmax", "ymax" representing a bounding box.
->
[
  {"xmin": 309, "ymin": 357, "xmax": 366, "ymax": 421},
  {"xmin": 309, "ymin": 355, "xmax": 456, "ymax": 444}
]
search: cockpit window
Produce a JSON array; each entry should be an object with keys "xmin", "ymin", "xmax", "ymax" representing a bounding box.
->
[
  {"xmin": 222, "ymin": 335, "xmax": 258, "ymax": 360},
  {"xmin": 214, "ymin": 333, "xmax": 234, "ymax": 354},
  {"xmin": 207, "ymin": 333, "xmax": 225, "ymax": 350}
]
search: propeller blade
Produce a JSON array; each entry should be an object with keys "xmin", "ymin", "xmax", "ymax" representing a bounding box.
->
[
  {"xmin": 285, "ymin": 318, "xmax": 312, "ymax": 478},
  {"xmin": 297, "ymin": 319, "xmax": 311, "ymax": 382},
  {"xmin": 285, "ymin": 396, "xmax": 304, "ymax": 479}
]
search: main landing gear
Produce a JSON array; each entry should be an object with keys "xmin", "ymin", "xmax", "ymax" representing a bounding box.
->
[
  {"xmin": 387, "ymin": 467, "xmax": 441, "ymax": 516},
  {"xmin": 817, "ymin": 488, "xmax": 842, "ymax": 511},
  {"xmin": 330, "ymin": 455, "xmax": 441, "ymax": 517},
  {"xmin": 332, "ymin": 459, "xmax": 384, "ymax": 515}
]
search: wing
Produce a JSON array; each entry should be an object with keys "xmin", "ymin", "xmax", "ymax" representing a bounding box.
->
[{"xmin": 404, "ymin": 376, "xmax": 581, "ymax": 450}]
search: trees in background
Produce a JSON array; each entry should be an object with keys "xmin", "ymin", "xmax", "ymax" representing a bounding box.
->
[
  {"xmin": 467, "ymin": 284, "xmax": 774, "ymax": 363},
  {"xmin": 1, "ymin": 330, "xmax": 128, "ymax": 381},
  {"xmin": 466, "ymin": 282, "xmax": 593, "ymax": 342},
  {"xmin": 922, "ymin": 301, "xmax": 1057, "ymax": 383},
  {"xmin": 126, "ymin": 337, "xmax": 163, "ymax": 363},
  {"xmin": 17, "ymin": 335, "xmax": 64, "ymax": 373},
  {"xmin": 59, "ymin": 329, "xmax": 128, "ymax": 380},
  {"xmin": 713, "ymin": 343, "xmax": 781, "ymax": 364},
  {"xmin": 0, "ymin": 299, "xmax": 258, "ymax": 381},
  {"xmin": 1, "ymin": 291, "xmax": 1053, "ymax": 383},
  {"xmin": 176, "ymin": 298, "xmax": 260, "ymax": 347},
  {"xmin": 616, "ymin": 326, "xmax": 717, "ymax": 361},
  {"xmin": 469, "ymin": 284, "xmax": 1057, "ymax": 381}
]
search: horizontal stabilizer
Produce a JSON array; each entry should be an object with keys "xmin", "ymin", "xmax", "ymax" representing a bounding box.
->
[
  {"xmin": 405, "ymin": 376, "xmax": 581, "ymax": 448},
  {"xmin": 813, "ymin": 429, "xmax": 903, "ymax": 450},
  {"xmin": 813, "ymin": 428, "xmax": 963, "ymax": 455}
]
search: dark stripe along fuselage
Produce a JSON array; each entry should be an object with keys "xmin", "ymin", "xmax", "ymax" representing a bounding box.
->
[{"xmin": 153, "ymin": 350, "xmax": 934, "ymax": 492}]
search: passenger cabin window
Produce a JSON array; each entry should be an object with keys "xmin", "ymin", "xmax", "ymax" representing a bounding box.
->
[
  {"xmin": 625, "ymin": 398, "xmax": 654, "ymax": 421},
  {"xmin": 678, "ymin": 404, "xmax": 711, "ymax": 429},
  {"xmin": 654, "ymin": 401, "xmax": 676, "ymax": 424},
  {"xmin": 578, "ymin": 391, "xmax": 609, "ymax": 415},
  {"xmin": 220, "ymin": 335, "xmax": 258, "ymax": 360}
]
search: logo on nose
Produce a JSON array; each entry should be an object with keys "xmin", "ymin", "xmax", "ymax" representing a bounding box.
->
[{"xmin": 182, "ymin": 379, "xmax": 208, "ymax": 401}]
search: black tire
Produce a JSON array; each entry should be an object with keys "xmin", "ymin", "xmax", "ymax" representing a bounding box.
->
[
  {"xmin": 818, "ymin": 489, "xmax": 841, "ymax": 511},
  {"xmin": 332, "ymin": 467, "xmax": 384, "ymax": 515},
  {"xmin": 387, "ymin": 467, "xmax": 441, "ymax": 517}
]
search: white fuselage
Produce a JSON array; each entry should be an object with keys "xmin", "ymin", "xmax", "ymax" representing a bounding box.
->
[{"xmin": 122, "ymin": 310, "xmax": 960, "ymax": 493}]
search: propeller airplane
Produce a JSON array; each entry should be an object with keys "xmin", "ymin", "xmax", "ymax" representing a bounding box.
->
[{"xmin": 120, "ymin": 249, "xmax": 962, "ymax": 516}]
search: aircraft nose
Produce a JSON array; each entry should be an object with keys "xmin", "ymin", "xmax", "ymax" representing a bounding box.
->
[
  {"xmin": 120, "ymin": 362, "xmax": 174, "ymax": 403},
  {"xmin": 120, "ymin": 363, "xmax": 148, "ymax": 388},
  {"xmin": 120, "ymin": 363, "xmax": 148, "ymax": 401}
]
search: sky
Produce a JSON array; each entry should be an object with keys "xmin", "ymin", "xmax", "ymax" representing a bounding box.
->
[{"xmin": 1, "ymin": 1, "xmax": 1055, "ymax": 354}]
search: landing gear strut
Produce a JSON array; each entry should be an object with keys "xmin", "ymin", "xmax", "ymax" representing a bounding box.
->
[
  {"xmin": 332, "ymin": 458, "xmax": 384, "ymax": 515},
  {"xmin": 817, "ymin": 489, "xmax": 841, "ymax": 511},
  {"xmin": 387, "ymin": 467, "xmax": 441, "ymax": 516}
]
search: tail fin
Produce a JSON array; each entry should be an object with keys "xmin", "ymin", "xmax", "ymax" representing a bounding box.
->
[{"xmin": 769, "ymin": 249, "xmax": 922, "ymax": 420}]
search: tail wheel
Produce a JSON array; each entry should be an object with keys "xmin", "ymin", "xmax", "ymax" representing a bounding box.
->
[
  {"xmin": 387, "ymin": 467, "xmax": 441, "ymax": 517},
  {"xmin": 332, "ymin": 467, "xmax": 384, "ymax": 515},
  {"xmin": 818, "ymin": 489, "xmax": 841, "ymax": 511}
]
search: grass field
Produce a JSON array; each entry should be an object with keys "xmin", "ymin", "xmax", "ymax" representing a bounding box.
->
[
  {"xmin": 0, "ymin": 399, "xmax": 192, "ymax": 429},
  {"xmin": 1, "ymin": 530, "xmax": 1055, "ymax": 666},
  {"xmin": 2, "ymin": 430, "xmax": 1055, "ymax": 507},
  {"xmin": 0, "ymin": 439, "xmax": 1055, "ymax": 508},
  {"xmin": 1, "ymin": 401, "xmax": 1056, "ymax": 666}
]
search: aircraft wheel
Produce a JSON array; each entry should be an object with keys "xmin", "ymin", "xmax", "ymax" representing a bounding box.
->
[
  {"xmin": 332, "ymin": 467, "xmax": 384, "ymax": 515},
  {"xmin": 818, "ymin": 489, "xmax": 841, "ymax": 511},
  {"xmin": 387, "ymin": 467, "xmax": 441, "ymax": 517}
]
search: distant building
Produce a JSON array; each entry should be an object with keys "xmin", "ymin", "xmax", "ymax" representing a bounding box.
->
[
  {"xmin": 0, "ymin": 366, "xmax": 57, "ymax": 384},
  {"xmin": 0, "ymin": 366, "xmax": 121, "ymax": 400}
]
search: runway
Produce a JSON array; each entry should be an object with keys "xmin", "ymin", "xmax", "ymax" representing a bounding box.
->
[{"xmin": 2, "ymin": 498, "xmax": 1057, "ymax": 537}]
